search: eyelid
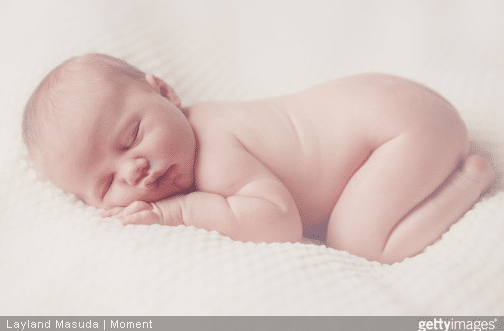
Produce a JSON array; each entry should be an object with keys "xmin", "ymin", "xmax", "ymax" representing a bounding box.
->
[
  {"xmin": 101, "ymin": 175, "xmax": 114, "ymax": 201},
  {"xmin": 122, "ymin": 121, "xmax": 140, "ymax": 150}
]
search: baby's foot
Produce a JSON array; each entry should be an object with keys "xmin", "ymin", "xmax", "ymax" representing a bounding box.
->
[{"xmin": 459, "ymin": 154, "xmax": 495, "ymax": 196}]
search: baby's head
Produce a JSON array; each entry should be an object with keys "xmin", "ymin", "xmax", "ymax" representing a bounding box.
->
[{"xmin": 23, "ymin": 53, "xmax": 196, "ymax": 209}]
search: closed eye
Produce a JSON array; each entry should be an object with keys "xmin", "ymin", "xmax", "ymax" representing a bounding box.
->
[
  {"xmin": 122, "ymin": 121, "xmax": 140, "ymax": 151},
  {"xmin": 101, "ymin": 174, "xmax": 114, "ymax": 201}
]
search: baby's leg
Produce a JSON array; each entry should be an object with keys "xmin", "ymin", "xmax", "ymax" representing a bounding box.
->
[
  {"xmin": 380, "ymin": 154, "xmax": 493, "ymax": 262},
  {"xmin": 326, "ymin": 133, "xmax": 494, "ymax": 264}
]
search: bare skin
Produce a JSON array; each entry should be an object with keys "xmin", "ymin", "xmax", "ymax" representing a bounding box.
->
[{"xmin": 38, "ymin": 61, "xmax": 494, "ymax": 264}]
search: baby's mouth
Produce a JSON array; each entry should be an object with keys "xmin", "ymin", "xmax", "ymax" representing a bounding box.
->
[{"xmin": 145, "ymin": 165, "xmax": 176, "ymax": 190}]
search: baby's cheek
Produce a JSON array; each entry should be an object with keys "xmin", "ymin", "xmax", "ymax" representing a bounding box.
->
[
  {"xmin": 107, "ymin": 188, "xmax": 140, "ymax": 209},
  {"xmin": 175, "ymin": 173, "xmax": 194, "ymax": 189}
]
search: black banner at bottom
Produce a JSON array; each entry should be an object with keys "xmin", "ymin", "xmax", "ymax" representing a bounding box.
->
[{"xmin": 0, "ymin": 316, "xmax": 502, "ymax": 331}]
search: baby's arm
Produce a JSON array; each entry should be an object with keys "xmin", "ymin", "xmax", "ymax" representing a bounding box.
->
[
  {"xmin": 154, "ymin": 177, "xmax": 302, "ymax": 244},
  {"xmin": 162, "ymin": 126, "xmax": 303, "ymax": 244}
]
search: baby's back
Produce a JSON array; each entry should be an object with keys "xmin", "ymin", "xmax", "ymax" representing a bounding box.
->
[{"xmin": 188, "ymin": 73, "xmax": 462, "ymax": 232}]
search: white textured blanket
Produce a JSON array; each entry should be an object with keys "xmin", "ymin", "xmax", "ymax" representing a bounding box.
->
[{"xmin": 1, "ymin": 0, "xmax": 503, "ymax": 315}]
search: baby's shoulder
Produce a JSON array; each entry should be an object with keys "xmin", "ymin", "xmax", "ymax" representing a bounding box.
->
[
  {"xmin": 186, "ymin": 101, "xmax": 259, "ymax": 147},
  {"xmin": 187, "ymin": 101, "xmax": 237, "ymax": 131},
  {"xmin": 187, "ymin": 102, "xmax": 269, "ymax": 195}
]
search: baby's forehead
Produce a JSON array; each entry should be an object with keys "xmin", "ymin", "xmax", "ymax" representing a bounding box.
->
[
  {"xmin": 39, "ymin": 70, "xmax": 123, "ymax": 145},
  {"xmin": 37, "ymin": 64, "xmax": 114, "ymax": 122},
  {"xmin": 37, "ymin": 85, "xmax": 120, "ymax": 181},
  {"xmin": 38, "ymin": 55, "xmax": 149, "ymax": 145}
]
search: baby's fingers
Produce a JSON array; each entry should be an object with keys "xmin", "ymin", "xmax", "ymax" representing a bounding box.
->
[
  {"xmin": 119, "ymin": 210, "xmax": 161, "ymax": 226},
  {"xmin": 100, "ymin": 201, "xmax": 151, "ymax": 218},
  {"xmin": 123, "ymin": 201, "xmax": 152, "ymax": 215},
  {"xmin": 99, "ymin": 201, "xmax": 159, "ymax": 225},
  {"xmin": 99, "ymin": 206, "xmax": 126, "ymax": 218}
]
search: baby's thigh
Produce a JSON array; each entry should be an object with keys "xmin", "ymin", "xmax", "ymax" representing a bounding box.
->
[{"xmin": 326, "ymin": 119, "xmax": 469, "ymax": 256}]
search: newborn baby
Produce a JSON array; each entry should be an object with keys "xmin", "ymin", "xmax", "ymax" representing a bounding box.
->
[{"xmin": 23, "ymin": 53, "xmax": 494, "ymax": 264}]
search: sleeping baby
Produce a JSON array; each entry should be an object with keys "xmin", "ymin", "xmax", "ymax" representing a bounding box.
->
[{"xmin": 22, "ymin": 53, "xmax": 494, "ymax": 264}]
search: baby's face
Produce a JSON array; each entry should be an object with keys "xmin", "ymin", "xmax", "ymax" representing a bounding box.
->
[{"xmin": 40, "ymin": 74, "xmax": 196, "ymax": 209}]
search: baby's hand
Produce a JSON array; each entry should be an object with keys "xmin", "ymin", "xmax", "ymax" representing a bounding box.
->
[{"xmin": 100, "ymin": 201, "xmax": 163, "ymax": 226}]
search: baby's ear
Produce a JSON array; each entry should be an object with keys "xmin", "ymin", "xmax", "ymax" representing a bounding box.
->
[{"xmin": 145, "ymin": 73, "xmax": 181, "ymax": 108}]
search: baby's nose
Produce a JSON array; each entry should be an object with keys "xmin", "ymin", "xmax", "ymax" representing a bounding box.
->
[{"xmin": 120, "ymin": 158, "xmax": 149, "ymax": 186}]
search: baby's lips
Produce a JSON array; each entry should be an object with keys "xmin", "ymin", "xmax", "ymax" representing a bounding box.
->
[
  {"xmin": 144, "ymin": 171, "xmax": 163, "ymax": 187},
  {"xmin": 144, "ymin": 165, "xmax": 174, "ymax": 189}
]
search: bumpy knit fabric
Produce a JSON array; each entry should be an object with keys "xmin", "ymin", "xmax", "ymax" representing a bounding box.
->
[{"xmin": 1, "ymin": 0, "xmax": 503, "ymax": 315}]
